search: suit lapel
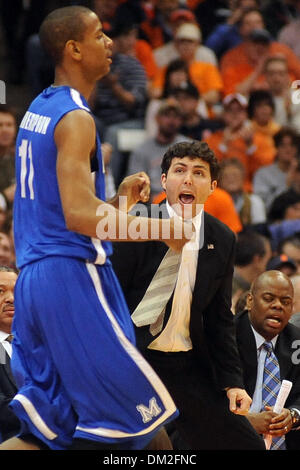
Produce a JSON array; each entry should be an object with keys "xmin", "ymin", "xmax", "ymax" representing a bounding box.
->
[
  {"xmin": 235, "ymin": 312, "xmax": 258, "ymax": 396},
  {"xmin": 0, "ymin": 343, "xmax": 16, "ymax": 389}
]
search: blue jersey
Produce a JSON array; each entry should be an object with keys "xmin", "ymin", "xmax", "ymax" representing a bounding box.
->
[{"xmin": 13, "ymin": 85, "xmax": 112, "ymax": 269}]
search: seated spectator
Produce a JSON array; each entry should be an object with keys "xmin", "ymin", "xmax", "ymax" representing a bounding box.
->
[
  {"xmin": 253, "ymin": 127, "xmax": 300, "ymax": 211},
  {"xmin": 205, "ymin": 0, "xmax": 262, "ymax": 59},
  {"xmin": 172, "ymin": 82, "xmax": 224, "ymax": 140},
  {"xmin": 139, "ymin": 0, "xmax": 181, "ymax": 49},
  {"xmin": 126, "ymin": 100, "xmax": 188, "ymax": 199},
  {"xmin": 235, "ymin": 270, "xmax": 300, "ymax": 450},
  {"xmin": 248, "ymin": 89, "xmax": 281, "ymax": 140},
  {"xmin": 232, "ymin": 230, "xmax": 272, "ymax": 299},
  {"xmin": 220, "ymin": 22, "xmax": 300, "ymax": 96},
  {"xmin": 107, "ymin": 20, "xmax": 158, "ymax": 86},
  {"xmin": 0, "ymin": 196, "xmax": 8, "ymax": 234},
  {"xmin": 205, "ymin": 93, "xmax": 276, "ymax": 190},
  {"xmin": 145, "ymin": 59, "xmax": 209, "ymax": 137},
  {"xmin": 91, "ymin": 31, "xmax": 148, "ymax": 186},
  {"xmin": 268, "ymin": 188, "xmax": 300, "ymax": 224},
  {"xmin": 278, "ymin": 233, "xmax": 300, "ymax": 275},
  {"xmin": 266, "ymin": 254, "xmax": 297, "ymax": 277},
  {"xmin": 154, "ymin": 12, "xmax": 217, "ymax": 68},
  {"xmin": 218, "ymin": 158, "xmax": 266, "ymax": 226},
  {"xmin": 0, "ymin": 106, "xmax": 17, "ymax": 205},
  {"xmin": 264, "ymin": 56, "xmax": 300, "ymax": 133},
  {"xmin": 153, "ymin": 186, "xmax": 243, "ymax": 234},
  {"xmin": 151, "ymin": 23, "xmax": 223, "ymax": 108}
]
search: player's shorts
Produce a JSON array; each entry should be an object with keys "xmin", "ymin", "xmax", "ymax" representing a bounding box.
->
[{"xmin": 9, "ymin": 256, "xmax": 178, "ymax": 450}]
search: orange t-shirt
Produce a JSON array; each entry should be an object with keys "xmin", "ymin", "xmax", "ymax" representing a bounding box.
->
[
  {"xmin": 152, "ymin": 61, "xmax": 223, "ymax": 97},
  {"xmin": 152, "ymin": 188, "xmax": 242, "ymax": 233},
  {"xmin": 205, "ymin": 130, "xmax": 276, "ymax": 190},
  {"xmin": 135, "ymin": 40, "xmax": 158, "ymax": 80},
  {"xmin": 220, "ymin": 41, "xmax": 300, "ymax": 95}
]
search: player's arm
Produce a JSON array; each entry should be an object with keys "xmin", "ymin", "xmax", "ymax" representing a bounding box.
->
[{"xmin": 55, "ymin": 110, "xmax": 189, "ymax": 250}]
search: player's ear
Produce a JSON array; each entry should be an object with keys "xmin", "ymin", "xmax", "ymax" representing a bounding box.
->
[{"xmin": 65, "ymin": 40, "xmax": 81, "ymax": 60}]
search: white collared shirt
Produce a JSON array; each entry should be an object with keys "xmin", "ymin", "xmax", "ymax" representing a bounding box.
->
[
  {"xmin": 249, "ymin": 327, "xmax": 278, "ymax": 413},
  {"xmin": 148, "ymin": 202, "xmax": 203, "ymax": 352},
  {"xmin": 0, "ymin": 330, "xmax": 12, "ymax": 359}
]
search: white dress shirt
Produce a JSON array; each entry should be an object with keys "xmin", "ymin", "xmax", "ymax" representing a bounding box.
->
[
  {"xmin": 0, "ymin": 330, "xmax": 12, "ymax": 359},
  {"xmin": 148, "ymin": 202, "xmax": 203, "ymax": 352},
  {"xmin": 249, "ymin": 327, "xmax": 278, "ymax": 413}
]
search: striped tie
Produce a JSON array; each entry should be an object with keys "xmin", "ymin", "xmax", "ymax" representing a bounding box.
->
[
  {"xmin": 131, "ymin": 248, "xmax": 181, "ymax": 328},
  {"xmin": 261, "ymin": 341, "xmax": 286, "ymax": 450}
]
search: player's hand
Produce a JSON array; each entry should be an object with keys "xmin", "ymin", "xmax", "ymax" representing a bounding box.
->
[
  {"xmin": 116, "ymin": 172, "xmax": 151, "ymax": 211},
  {"xmin": 226, "ymin": 388, "xmax": 252, "ymax": 415}
]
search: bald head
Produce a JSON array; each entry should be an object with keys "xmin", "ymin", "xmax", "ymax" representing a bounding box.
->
[
  {"xmin": 39, "ymin": 6, "xmax": 93, "ymax": 65},
  {"xmin": 250, "ymin": 270, "xmax": 294, "ymax": 297},
  {"xmin": 247, "ymin": 270, "xmax": 294, "ymax": 340}
]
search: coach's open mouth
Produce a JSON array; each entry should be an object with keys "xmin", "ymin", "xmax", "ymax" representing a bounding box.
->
[{"xmin": 179, "ymin": 193, "xmax": 195, "ymax": 204}]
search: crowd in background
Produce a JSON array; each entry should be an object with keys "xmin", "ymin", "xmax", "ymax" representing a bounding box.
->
[{"xmin": 0, "ymin": 0, "xmax": 300, "ymax": 319}]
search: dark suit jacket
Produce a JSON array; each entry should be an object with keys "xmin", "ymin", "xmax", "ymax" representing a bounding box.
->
[
  {"xmin": 0, "ymin": 343, "xmax": 19, "ymax": 442},
  {"xmin": 235, "ymin": 310, "xmax": 300, "ymax": 449},
  {"xmin": 111, "ymin": 206, "xmax": 244, "ymax": 391}
]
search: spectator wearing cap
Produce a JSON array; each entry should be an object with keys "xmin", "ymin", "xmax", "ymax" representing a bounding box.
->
[
  {"xmin": 279, "ymin": 234, "xmax": 300, "ymax": 276},
  {"xmin": 151, "ymin": 22, "xmax": 223, "ymax": 107},
  {"xmin": 267, "ymin": 254, "xmax": 297, "ymax": 277},
  {"xmin": 126, "ymin": 100, "xmax": 189, "ymax": 199},
  {"xmin": 205, "ymin": 0, "xmax": 261, "ymax": 59},
  {"xmin": 220, "ymin": 9, "xmax": 300, "ymax": 96},
  {"xmin": 205, "ymin": 93, "xmax": 276, "ymax": 190},
  {"xmin": 154, "ymin": 11, "xmax": 217, "ymax": 68},
  {"xmin": 253, "ymin": 127, "xmax": 300, "ymax": 211}
]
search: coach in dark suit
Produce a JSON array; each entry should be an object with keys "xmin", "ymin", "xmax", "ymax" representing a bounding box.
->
[
  {"xmin": 111, "ymin": 141, "xmax": 265, "ymax": 450},
  {"xmin": 235, "ymin": 270, "xmax": 300, "ymax": 450},
  {"xmin": 0, "ymin": 266, "xmax": 19, "ymax": 443}
]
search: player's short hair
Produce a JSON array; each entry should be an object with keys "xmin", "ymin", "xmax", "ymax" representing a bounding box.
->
[{"xmin": 39, "ymin": 6, "xmax": 92, "ymax": 65}]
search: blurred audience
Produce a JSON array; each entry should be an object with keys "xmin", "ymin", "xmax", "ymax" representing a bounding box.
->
[
  {"xmin": 266, "ymin": 254, "xmax": 297, "ymax": 277},
  {"xmin": 126, "ymin": 100, "xmax": 187, "ymax": 198},
  {"xmin": 278, "ymin": 1, "xmax": 300, "ymax": 60},
  {"xmin": 205, "ymin": 93, "xmax": 276, "ymax": 190},
  {"xmin": 264, "ymin": 57, "xmax": 300, "ymax": 133},
  {"xmin": 220, "ymin": 14, "xmax": 300, "ymax": 96},
  {"xmin": 253, "ymin": 127, "xmax": 300, "ymax": 211},
  {"xmin": 290, "ymin": 273, "xmax": 300, "ymax": 328},
  {"xmin": 0, "ymin": 106, "xmax": 17, "ymax": 206},
  {"xmin": 268, "ymin": 188, "xmax": 300, "ymax": 224},
  {"xmin": 218, "ymin": 158, "xmax": 266, "ymax": 226},
  {"xmin": 278, "ymin": 233, "xmax": 300, "ymax": 274},
  {"xmin": 151, "ymin": 22, "xmax": 223, "ymax": 107}
]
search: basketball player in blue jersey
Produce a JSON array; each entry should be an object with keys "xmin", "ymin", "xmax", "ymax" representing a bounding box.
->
[{"xmin": 0, "ymin": 6, "xmax": 190, "ymax": 451}]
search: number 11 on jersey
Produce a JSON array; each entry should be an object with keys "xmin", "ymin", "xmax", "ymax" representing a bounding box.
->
[{"xmin": 19, "ymin": 139, "xmax": 35, "ymax": 200}]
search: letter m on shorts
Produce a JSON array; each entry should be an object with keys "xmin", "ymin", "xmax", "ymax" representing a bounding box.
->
[{"xmin": 136, "ymin": 397, "xmax": 162, "ymax": 423}]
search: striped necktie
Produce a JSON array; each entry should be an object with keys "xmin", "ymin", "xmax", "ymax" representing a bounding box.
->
[
  {"xmin": 131, "ymin": 248, "xmax": 181, "ymax": 328},
  {"xmin": 261, "ymin": 341, "xmax": 286, "ymax": 450}
]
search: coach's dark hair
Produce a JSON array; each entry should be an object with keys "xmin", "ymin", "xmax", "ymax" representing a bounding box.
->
[
  {"xmin": 39, "ymin": 6, "xmax": 92, "ymax": 65},
  {"xmin": 161, "ymin": 141, "xmax": 219, "ymax": 181},
  {"xmin": 235, "ymin": 230, "xmax": 269, "ymax": 266},
  {"xmin": 0, "ymin": 265, "xmax": 18, "ymax": 274}
]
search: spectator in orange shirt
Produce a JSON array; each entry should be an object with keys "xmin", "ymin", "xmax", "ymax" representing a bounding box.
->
[
  {"xmin": 220, "ymin": 12, "xmax": 300, "ymax": 96},
  {"xmin": 153, "ymin": 185, "xmax": 243, "ymax": 234},
  {"xmin": 151, "ymin": 22, "xmax": 223, "ymax": 107},
  {"xmin": 248, "ymin": 89, "xmax": 281, "ymax": 144},
  {"xmin": 140, "ymin": 0, "xmax": 181, "ymax": 49},
  {"xmin": 205, "ymin": 93, "xmax": 276, "ymax": 190}
]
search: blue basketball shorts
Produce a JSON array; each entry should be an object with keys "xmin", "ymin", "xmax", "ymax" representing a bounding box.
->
[{"xmin": 9, "ymin": 256, "xmax": 178, "ymax": 450}]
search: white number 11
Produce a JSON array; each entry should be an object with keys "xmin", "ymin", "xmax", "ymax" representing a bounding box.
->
[{"xmin": 19, "ymin": 139, "xmax": 35, "ymax": 200}]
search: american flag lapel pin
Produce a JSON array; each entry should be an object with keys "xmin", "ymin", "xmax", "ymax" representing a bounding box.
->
[{"xmin": 207, "ymin": 243, "xmax": 214, "ymax": 250}]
